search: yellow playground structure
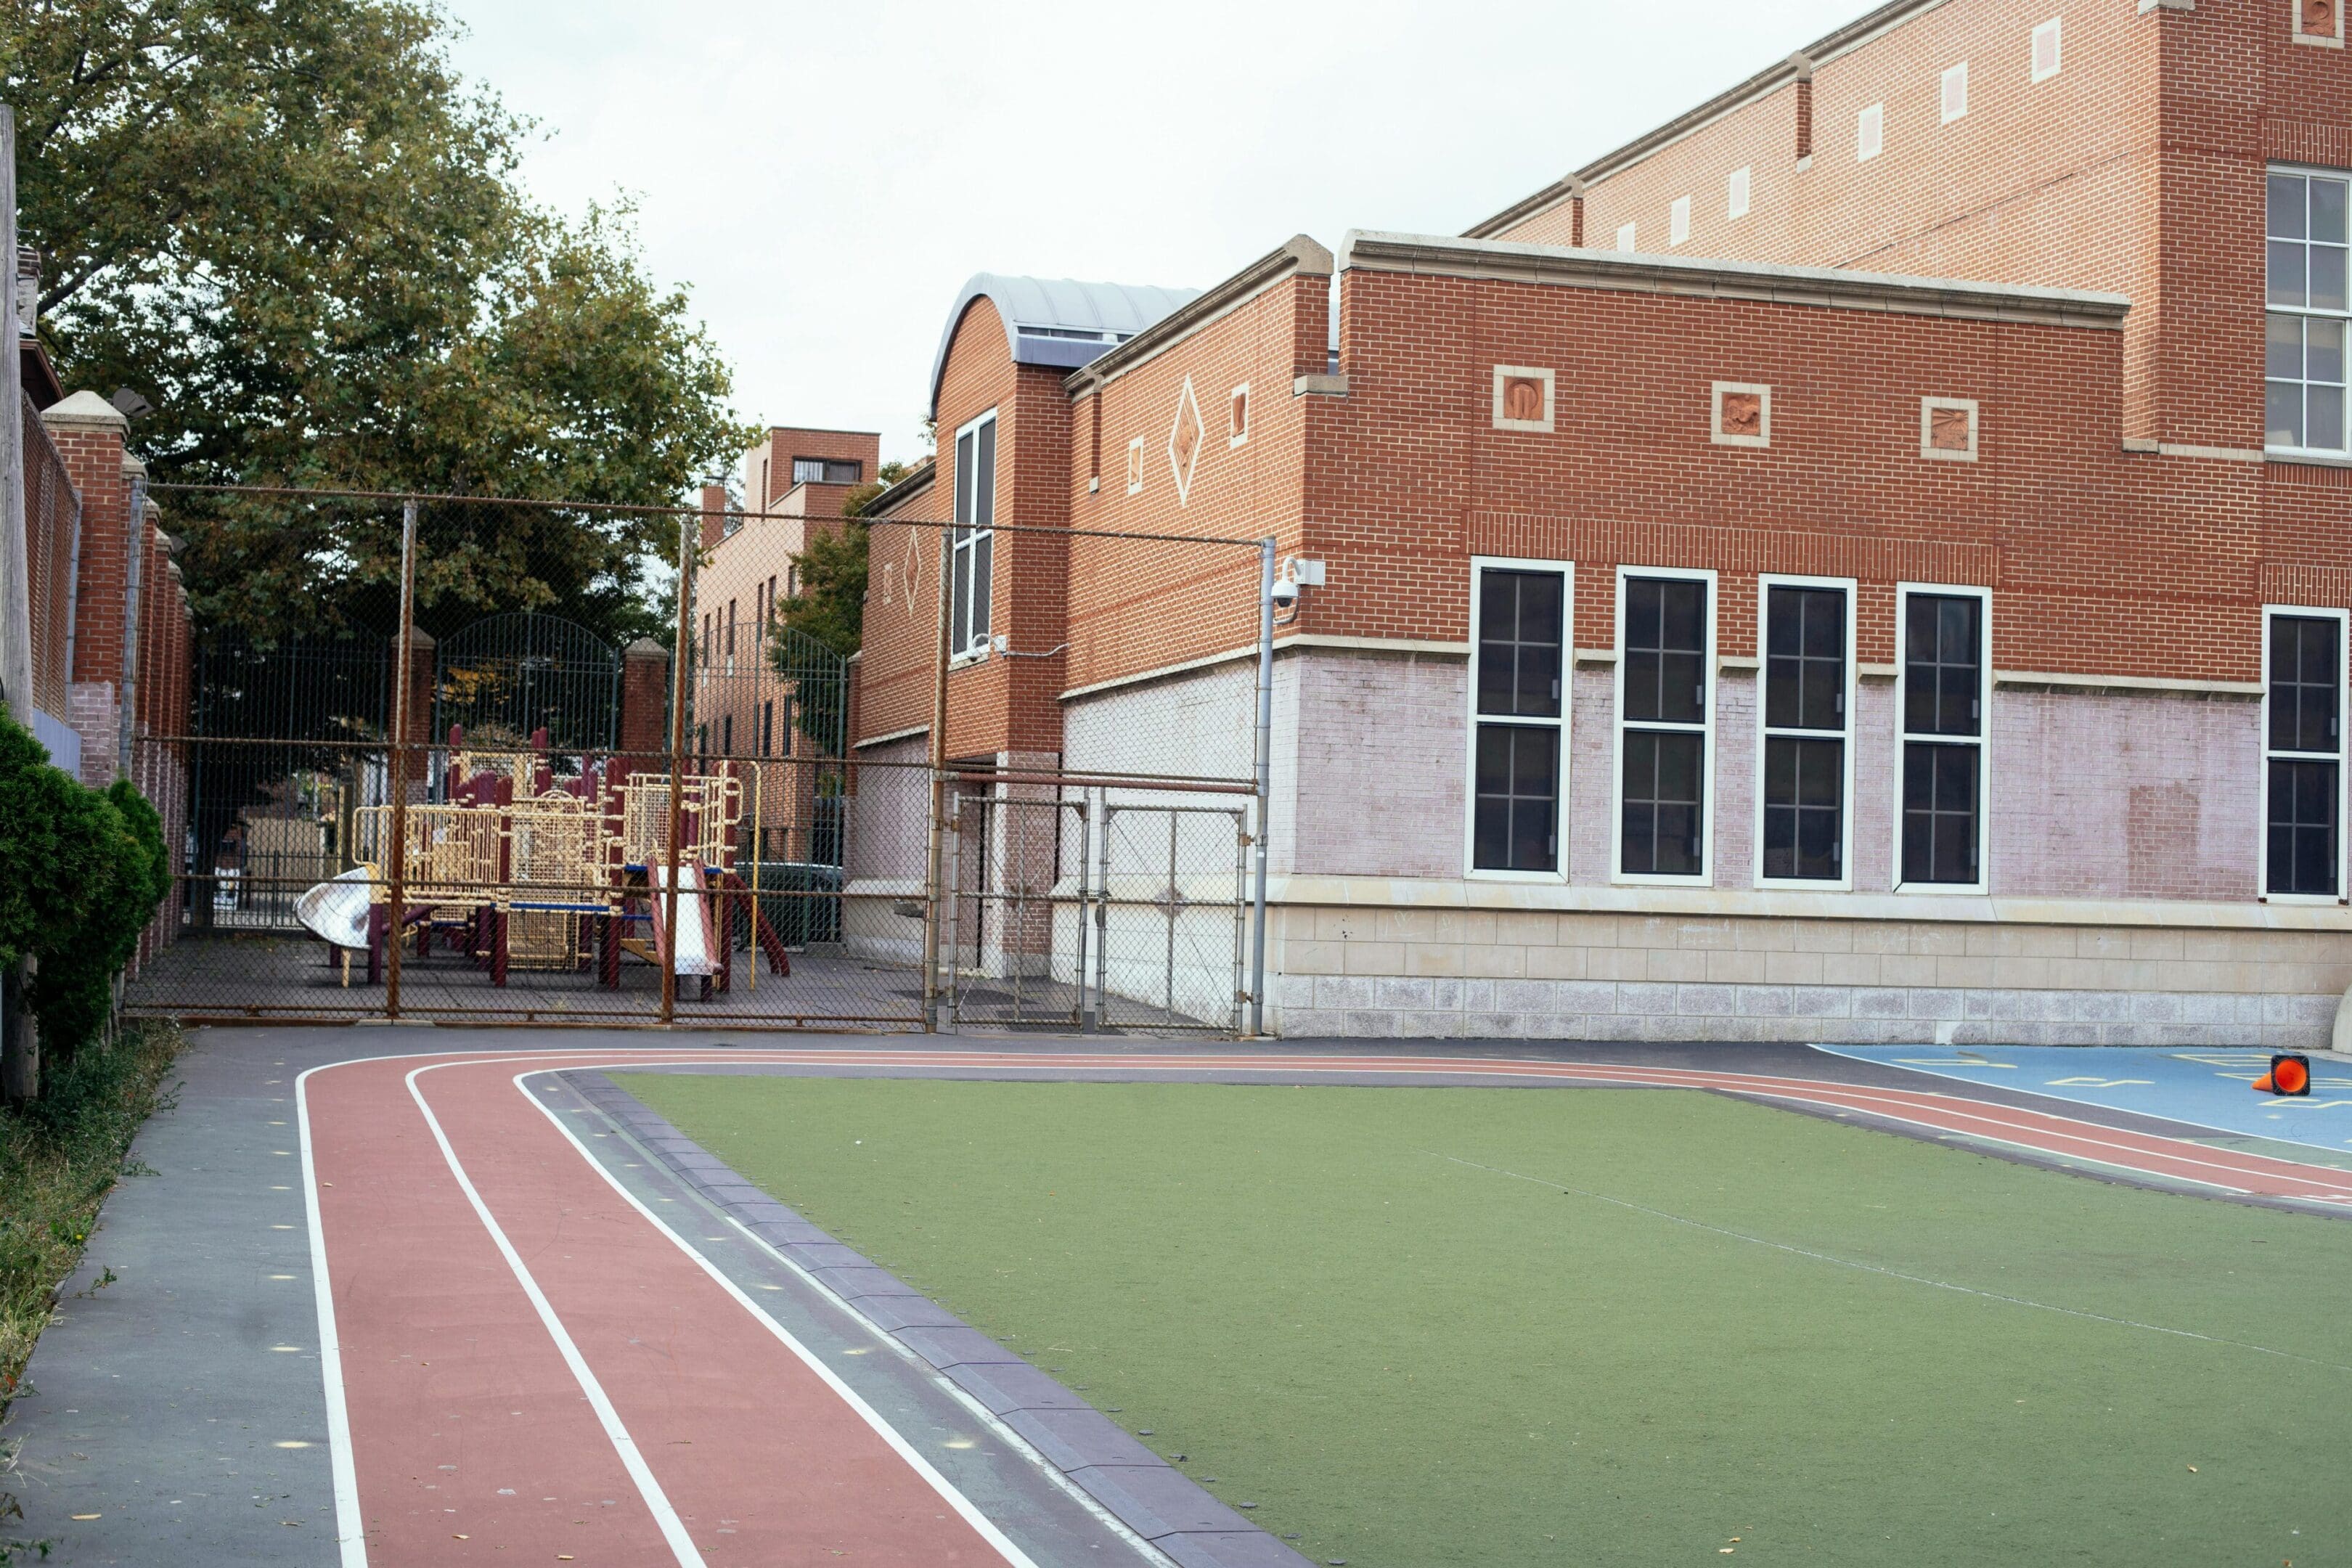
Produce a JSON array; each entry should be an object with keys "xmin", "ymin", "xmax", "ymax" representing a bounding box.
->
[{"xmin": 295, "ymin": 741, "xmax": 786, "ymax": 997}]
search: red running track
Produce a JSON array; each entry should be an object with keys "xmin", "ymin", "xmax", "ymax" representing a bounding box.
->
[{"xmin": 295, "ymin": 1047, "xmax": 2352, "ymax": 1564}]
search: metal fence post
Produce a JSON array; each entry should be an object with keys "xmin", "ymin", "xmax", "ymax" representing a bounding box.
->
[
  {"xmin": 385, "ymin": 499, "xmax": 418, "ymax": 1021},
  {"xmin": 1249, "ymin": 536, "xmax": 1275, "ymax": 1037},
  {"xmin": 662, "ymin": 509, "xmax": 693, "ymax": 1025},
  {"xmin": 923, "ymin": 523, "xmax": 952, "ymax": 1033}
]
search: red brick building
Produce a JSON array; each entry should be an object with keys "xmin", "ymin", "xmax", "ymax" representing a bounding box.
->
[
  {"xmin": 688, "ymin": 426, "xmax": 880, "ymax": 863},
  {"xmin": 849, "ymin": 0, "xmax": 2352, "ymax": 1047}
]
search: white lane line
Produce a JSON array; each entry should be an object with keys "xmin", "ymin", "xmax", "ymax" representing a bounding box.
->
[
  {"xmin": 401, "ymin": 1063, "xmax": 707, "ymax": 1568},
  {"xmin": 520, "ymin": 1066, "xmax": 1163, "ymax": 1561},
  {"xmin": 507, "ymin": 1067, "xmax": 1042, "ymax": 1568},
  {"xmin": 294, "ymin": 1064, "xmax": 369, "ymax": 1568},
  {"xmin": 709, "ymin": 1208, "xmax": 1168, "ymax": 1563}
]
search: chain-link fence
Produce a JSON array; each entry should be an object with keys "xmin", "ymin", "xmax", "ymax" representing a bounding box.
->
[{"xmin": 119, "ymin": 486, "xmax": 1272, "ymax": 1033}]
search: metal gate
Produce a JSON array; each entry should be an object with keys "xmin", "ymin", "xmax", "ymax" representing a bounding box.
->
[{"xmin": 943, "ymin": 780, "xmax": 1249, "ymax": 1033}]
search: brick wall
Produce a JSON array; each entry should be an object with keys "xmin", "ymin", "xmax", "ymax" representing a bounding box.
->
[{"xmin": 1487, "ymin": 0, "xmax": 2350, "ymax": 457}]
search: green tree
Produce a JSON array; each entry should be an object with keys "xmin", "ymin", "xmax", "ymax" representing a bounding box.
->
[
  {"xmin": 1, "ymin": 0, "xmax": 754, "ymax": 645},
  {"xmin": 768, "ymin": 520, "xmax": 866, "ymax": 653}
]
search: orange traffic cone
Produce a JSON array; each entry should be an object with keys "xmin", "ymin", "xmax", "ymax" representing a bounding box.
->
[{"xmin": 2255, "ymin": 1054, "xmax": 2311, "ymax": 1096}]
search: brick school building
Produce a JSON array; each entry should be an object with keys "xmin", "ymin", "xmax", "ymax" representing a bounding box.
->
[{"xmin": 849, "ymin": 0, "xmax": 2352, "ymax": 1047}]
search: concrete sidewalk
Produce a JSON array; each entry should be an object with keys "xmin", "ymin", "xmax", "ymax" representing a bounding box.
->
[{"xmin": 3, "ymin": 1031, "xmax": 338, "ymax": 1565}]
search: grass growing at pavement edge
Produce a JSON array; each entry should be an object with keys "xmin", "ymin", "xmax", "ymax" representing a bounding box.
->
[
  {"xmin": 620, "ymin": 1074, "xmax": 2352, "ymax": 1568},
  {"xmin": 0, "ymin": 1021, "xmax": 182, "ymax": 1557}
]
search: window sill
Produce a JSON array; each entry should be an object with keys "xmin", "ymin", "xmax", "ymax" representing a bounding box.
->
[
  {"xmin": 1890, "ymin": 881, "xmax": 1988, "ymax": 897},
  {"xmin": 1757, "ymin": 875, "xmax": 1853, "ymax": 894},
  {"xmin": 1610, "ymin": 872, "xmax": 1712, "ymax": 889},
  {"xmin": 1466, "ymin": 867, "xmax": 1569, "ymax": 885},
  {"xmin": 2260, "ymin": 892, "xmax": 2344, "ymax": 907},
  {"xmin": 2268, "ymin": 449, "xmax": 2352, "ymax": 470},
  {"xmin": 948, "ymin": 648, "xmax": 992, "ymax": 671}
]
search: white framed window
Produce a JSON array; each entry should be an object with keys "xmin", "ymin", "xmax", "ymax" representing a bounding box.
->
[
  {"xmin": 2261, "ymin": 605, "xmax": 2347, "ymax": 900},
  {"xmin": 1894, "ymin": 584, "xmax": 1991, "ymax": 894},
  {"xmin": 1229, "ymin": 383, "xmax": 1250, "ymax": 447},
  {"xmin": 2267, "ymin": 166, "xmax": 2351, "ymax": 457},
  {"xmin": 1857, "ymin": 102, "xmax": 1885, "ymax": 161},
  {"xmin": 1613, "ymin": 566, "xmax": 1716, "ymax": 883},
  {"xmin": 950, "ymin": 409, "xmax": 997, "ymax": 660},
  {"xmin": 1616, "ymin": 221, "xmax": 1637, "ymax": 252},
  {"xmin": 1941, "ymin": 62, "xmax": 1969, "ymax": 122},
  {"xmin": 1755, "ymin": 576, "xmax": 1857, "ymax": 889},
  {"xmin": 1670, "ymin": 196, "xmax": 1692, "ymax": 246},
  {"xmin": 1466, "ymin": 558, "xmax": 1572, "ymax": 878},
  {"xmin": 2031, "ymin": 17, "xmax": 2062, "ymax": 82},
  {"xmin": 1728, "ymin": 166, "xmax": 1752, "ymax": 220},
  {"xmin": 1126, "ymin": 435, "xmax": 1146, "ymax": 495}
]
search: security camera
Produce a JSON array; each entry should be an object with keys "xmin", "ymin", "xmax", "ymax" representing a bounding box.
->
[{"xmin": 1270, "ymin": 575, "xmax": 1299, "ymax": 608}]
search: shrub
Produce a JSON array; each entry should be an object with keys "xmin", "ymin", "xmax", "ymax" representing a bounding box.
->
[{"xmin": 0, "ymin": 714, "xmax": 171, "ymax": 1086}]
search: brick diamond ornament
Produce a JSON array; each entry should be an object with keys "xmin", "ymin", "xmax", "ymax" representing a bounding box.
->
[
  {"xmin": 1167, "ymin": 376, "xmax": 1205, "ymax": 504},
  {"xmin": 897, "ymin": 529, "xmax": 926, "ymax": 617}
]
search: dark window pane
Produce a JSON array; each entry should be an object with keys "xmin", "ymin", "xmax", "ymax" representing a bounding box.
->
[
  {"xmin": 2316, "ymin": 177, "xmax": 2349, "ymax": 245},
  {"xmin": 1474, "ymin": 724, "xmax": 1559, "ymax": 873},
  {"xmin": 1763, "ymin": 735, "xmax": 1843, "ymax": 880},
  {"xmin": 1477, "ymin": 569, "xmax": 1564, "ymax": 718},
  {"xmin": 2271, "ymin": 615, "xmax": 2340, "ymax": 755},
  {"xmin": 2271, "ymin": 380, "xmax": 2307, "ymax": 449},
  {"xmin": 2314, "ymin": 246, "xmax": 2348, "ymax": 314},
  {"xmin": 2268, "ymin": 758, "xmax": 2340, "ymax": 896},
  {"xmin": 955, "ymin": 430, "xmax": 975, "ymax": 535},
  {"xmin": 2272, "ymin": 240, "xmax": 2308, "ymax": 309},
  {"xmin": 969, "ymin": 533, "xmax": 992, "ymax": 640},
  {"xmin": 2314, "ymin": 387, "xmax": 2348, "ymax": 454},
  {"xmin": 1621, "ymin": 730, "xmax": 1704, "ymax": 876},
  {"xmin": 1902, "ymin": 742, "xmax": 1979, "ymax": 885},
  {"xmin": 2271, "ymin": 173, "xmax": 2306, "ymax": 240},
  {"xmin": 1904, "ymin": 594, "xmax": 1982, "ymax": 737},
  {"xmin": 1625, "ymin": 576, "xmax": 1707, "ymax": 723},
  {"xmin": 2271, "ymin": 314, "xmax": 2306, "ymax": 380},
  {"xmin": 973, "ymin": 420, "xmax": 997, "ymax": 530},
  {"xmin": 1766, "ymin": 586, "xmax": 1846, "ymax": 732},
  {"xmin": 2314, "ymin": 319, "xmax": 2348, "ymax": 385}
]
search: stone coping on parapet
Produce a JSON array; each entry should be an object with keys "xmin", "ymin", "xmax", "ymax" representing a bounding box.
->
[
  {"xmin": 1338, "ymin": 231, "xmax": 2133, "ymax": 330},
  {"xmin": 563, "ymin": 1072, "xmax": 1318, "ymax": 1568},
  {"xmin": 1266, "ymin": 875, "xmax": 2352, "ymax": 932}
]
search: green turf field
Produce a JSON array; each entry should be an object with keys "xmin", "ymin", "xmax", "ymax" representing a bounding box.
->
[{"xmin": 615, "ymin": 1074, "xmax": 2352, "ymax": 1567}]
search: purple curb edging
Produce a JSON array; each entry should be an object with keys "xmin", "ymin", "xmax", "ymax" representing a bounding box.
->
[{"xmin": 562, "ymin": 1071, "xmax": 1316, "ymax": 1568}]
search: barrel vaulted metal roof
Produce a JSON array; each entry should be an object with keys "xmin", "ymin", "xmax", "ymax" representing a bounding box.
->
[{"xmin": 928, "ymin": 274, "xmax": 1199, "ymax": 417}]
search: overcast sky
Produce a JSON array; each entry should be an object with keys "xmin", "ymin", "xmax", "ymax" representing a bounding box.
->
[{"xmin": 441, "ymin": 0, "xmax": 1861, "ymax": 474}]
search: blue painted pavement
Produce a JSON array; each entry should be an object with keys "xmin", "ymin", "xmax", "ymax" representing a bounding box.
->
[{"xmin": 1813, "ymin": 1044, "xmax": 2352, "ymax": 1153}]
